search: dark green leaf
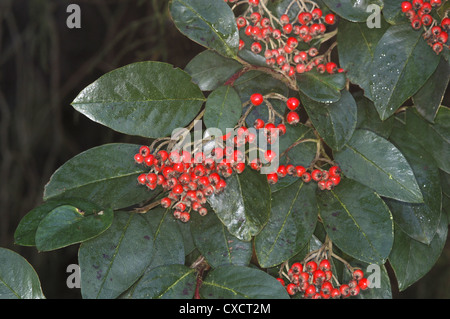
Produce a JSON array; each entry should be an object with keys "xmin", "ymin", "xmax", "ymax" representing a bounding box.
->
[
  {"xmin": 204, "ymin": 85, "xmax": 242, "ymax": 133},
  {"xmin": 207, "ymin": 168, "xmax": 271, "ymax": 241},
  {"xmin": 388, "ymin": 213, "xmax": 448, "ymax": 291},
  {"xmin": 0, "ymin": 248, "xmax": 45, "ymax": 299},
  {"xmin": 43, "ymin": 143, "xmax": 157, "ymax": 210},
  {"xmin": 184, "ymin": 50, "xmax": 243, "ymax": 91},
  {"xmin": 190, "ymin": 206, "xmax": 252, "ymax": 268},
  {"xmin": 300, "ymin": 89, "xmax": 357, "ymax": 151},
  {"xmin": 35, "ymin": 205, "xmax": 113, "ymax": 252},
  {"xmin": 402, "ymin": 108, "xmax": 450, "ymax": 174},
  {"xmin": 382, "ymin": 0, "xmax": 406, "ymax": 25},
  {"xmin": 413, "ymin": 58, "xmax": 450, "ymax": 123},
  {"xmin": 169, "ymin": 0, "xmax": 239, "ymax": 58},
  {"xmin": 317, "ymin": 178, "xmax": 394, "ymax": 264},
  {"xmin": 334, "ymin": 129, "xmax": 424, "ymax": 203},
  {"xmin": 130, "ymin": 265, "xmax": 196, "ymax": 299},
  {"xmin": 71, "ymin": 62, "xmax": 205, "ymax": 138},
  {"xmin": 384, "ymin": 121, "xmax": 442, "ymax": 244},
  {"xmin": 255, "ymin": 180, "xmax": 318, "ymax": 268},
  {"xmin": 296, "ymin": 70, "xmax": 346, "ymax": 103},
  {"xmin": 200, "ymin": 265, "xmax": 290, "ymax": 299},
  {"xmin": 78, "ymin": 212, "xmax": 154, "ymax": 299},
  {"xmin": 141, "ymin": 206, "xmax": 186, "ymax": 270},
  {"xmin": 355, "ymin": 92, "xmax": 394, "ymax": 138},
  {"xmin": 369, "ymin": 24, "xmax": 440, "ymax": 120},
  {"xmin": 322, "ymin": 0, "xmax": 384, "ymax": 22},
  {"xmin": 14, "ymin": 198, "xmax": 105, "ymax": 247},
  {"xmin": 337, "ymin": 19, "xmax": 388, "ymax": 100}
]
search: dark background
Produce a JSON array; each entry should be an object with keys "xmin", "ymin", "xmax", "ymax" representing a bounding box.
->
[{"xmin": 0, "ymin": 0, "xmax": 448, "ymax": 299}]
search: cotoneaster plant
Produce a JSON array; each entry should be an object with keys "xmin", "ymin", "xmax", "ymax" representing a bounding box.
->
[{"xmin": 3, "ymin": 0, "xmax": 449, "ymax": 300}]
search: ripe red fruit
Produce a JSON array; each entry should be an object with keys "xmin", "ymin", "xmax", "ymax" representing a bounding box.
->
[
  {"xmin": 137, "ymin": 174, "xmax": 147, "ymax": 185},
  {"xmin": 306, "ymin": 260, "xmax": 317, "ymax": 273},
  {"xmin": 160, "ymin": 197, "xmax": 172, "ymax": 208},
  {"xmin": 277, "ymin": 165, "xmax": 287, "ymax": 177},
  {"xmin": 329, "ymin": 165, "xmax": 341, "ymax": 176},
  {"xmin": 330, "ymin": 288, "xmax": 341, "ymax": 299},
  {"xmin": 311, "ymin": 169, "xmax": 323, "ymax": 181},
  {"xmin": 358, "ymin": 277, "xmax": 369, "ymax": 290},
  {"xmin": 290, "ymin": 262, "xmax": 303, "ymax": 274},
  {"xmin": 277, "ymin": 123, "xmax": 287, "ymax": 135},
  {"xmin": 324, "ymin": 13, "xmax": 336, "ymax": 25},
  {"xmin": 134, "ymin": 153, "xmax": 144, "ymax": 164},
  {"xmin": 286, "ymin": 97, "xmax": 300, "ymax": 110},
  {"xmin": 287, "ymin": 111, "xmax": 300, "ymax": 125},
  {"xmin": 254, "ymin": 118, "xmax": 265, "ymax": 129},
  {"xmin": 401, "ymin": 1, "xmax": 412, "ymax": 12},
  {"xmin": 286, "ymin": 283, "xmax": 297, "ymax": 295},
  {"xmin": 267, "ymin": 173, "xmax": 279, "ymax": 184},
  {"xmin": 250, "ymin": 93, "xmax": 264, "ymax": 106},
  {"xmin": 312, "ymin": 8, "xmax": 322, "ymax": 19},
  {"xmin": 302, "ymin": 172, "xmax": 312, "ymax": 183},
  {"xmin": 180, "ymin": 212, "xmax": 190, "ymax": 223},
  {"xmin": 326, "ymin": 62, "xmax": 338, "ymax": 74},
  {"xmin": 276, "ymin": 278, "xmax": 285, "ymax": 286},
  {"xmin": 353, "ymin": 269, "xmax": 364, "ymax": 281},
  {"xmin": 319, "ymin": 259, "xmax": 331, "ymax": 271},
  {"xmin": 441, "ymin": 17, "xmax": 450, "ymax": 32},
  {"xmin": 295, "ymin": 165, "xmax": 306, "ymax": 177}
]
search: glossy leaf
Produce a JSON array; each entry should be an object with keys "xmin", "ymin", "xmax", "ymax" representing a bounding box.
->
[
  {"xmin": 300, "ymin": 89, "xmax": 357, "ymax": 151},
  {"xmin": 255, "ymin": 180, "xmax": 318, "ymax": 268},
  {"xmin": 204, "ymin": 85, "xmax": 242, "ymax": 133},
  {"xmin": 0, "ymin": 248, "xmax": 45, "ymax": 299},
  {"xmin": 35, "ymin": 205, "xmax": 113, "ymax": 252},
  {"xmin": 413, "ymin": 58, "xmax": 450, "ymax": 123},
  {"xmin": 389, "ymin": 213, "xmax": 448, "ymax": 291},
  {"xmin": 190, "ymin": 206, "xmax": 252, "ymax": 268},
  {"xmin": 317, "ymin": 178, "xmax": 394, "ymax": 264},
  {"xmin": 337, "ymin": 19, "xmax": 388, "ymax": 100},
  {"xmin": 141, "ymin": 206, "xmax": 185, "ymax": 270},
  {"xmin": 184, "ymin": 50, "xmax": 243, "ymax": 91},
  {"xmin": 382, "ymin": 0, "xmax": 407, "ymax": 25},
  {"xmin": 334, "ymin": 129, "xmax": 424, "ymax": 203},
  {"xmin": 200, "ymin": 265, "xmax": 290, "ymax": 299},
  {"xmin": 384, "ymin": 122, "xmax": 442, "ymax": 244},
  {"xmin": 355, "ymin": 93, "xmax": 394, "ymax": 138},
  {"xmin": 71, "ymin": 62, "xmax": 205, "ymax": 138},
  {"xmin": 369, "ymin": 24, "xmax": 440, "ymax": 120},
  {"xmin": 43, "ymin": 143, "xmax": 157, "ymax": 210},
  {"xmin": 207, "ymin": 168, "xmax": 271, "ymax": 241},
  {"xmin": 403, "ymin": 108, "xmax": 450, "ymax": 174},
  {"xmin": 322, "ymin": 0, "xmax": 384, "ymax": 22},
  {"xmin": 169, "ymin": 0, "xmax": 239, "ymax": 58},
  {"xmin": 78, "ymin": 212, "xmax": 154, "ymax": 299},
  {"xmin": 296, "ymin": 70, "xmax": 346, "ymax": 103},
  {"xmin": 130, "ymin": 264, "xmax": 196, "ymax": 299},
  {"xmin": 14, "ymin": 197, "xmax": 106, "ymax": 247}
]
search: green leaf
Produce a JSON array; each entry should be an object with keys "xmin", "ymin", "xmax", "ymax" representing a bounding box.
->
[
  {"xmin": 169, "ymin": 0, "xmax": 239, "ymax": 58},
  {"xmin": 402, "ymin": 108, "xmax": 450, "ymax": 174},
  {"xmin": 207, "ymin": 168, "xmax": 271, "ymax": 241},
  {"xmin": 317, "ymin": 178, "xmax": 394, "ymax": 264},
  {"xmin": 200, "ymin": 265, "xmax": 290, "ymax": 299},
  {"xmin": 130, "ymin": 265, "xmax": 196, "ymax": 299},
  {"xmin": 296, "ymin": 70, "xmax": 346, "ymax": 103},
  {"xmin": 14, "ymin": 198, "xmax": 106, "ymax": 247},
  {"xmin": 141, "ymin": 206, "xmax": 186, "ymax": 270},
  {"xmin": 35, "ymin": 205, "xmax": 113, "ymax": 252},
  {"xmin": 300, "ymin": 89, "xmax": 357, "ymax": 151},
  {"xmin": 337, "ymin": 19, "xmax": 389, "ymax": 100},
  {"xmin": 204, "ymin": 85, "xmax": 242, "ymax": 133},
  {"xmin": 382, "ymin": 0, "xmax": 406, "ymax": 25},
  {"xmin": 413, "ymin": 58, "xmax": 450, "ymax": 123},
  {"xmin": 334, "ymin": 129, "xmax": 424, "ymax": 203},
  {"xmin": 0, "ymin": 248, "xmax": 45, "ymax": 299},
  {"xmin": 71, "ymin": 62, "xmax": 205, "ymax": 138},
  {"xmin": 388, "ymin": 213, "xmax": 448, "ymax": 291},
  {"xmin": 355, "ymin": 92, "xmax": 394, "ymax": 138},
  {"xmin": 78, "ymin": 211, "xmax": 154, "ymax": 299},
  {"xmin": 255, "ymin": 180, "xmax": 318, "ymax": 268},
  {"xmin": 322, "ymin": 0, "xmax": 384, "ymax": 22},
  {"xmin": 184, "ymin": 50, "xmax": 243, "ymax": 91},
  {"xmin": 43, "ymin": 143, "xmax": 157, "ymax": 210},
  {"xmin": 384, "ymin": 121, "xmax": 442, "ymax": 244},
  {"xmin": 190, "ymin": 208, "xmax": 252, "ymax": 268},
  {"xmin": 369, "ymin": 24, "xmax": 440, "ymax": 120}
]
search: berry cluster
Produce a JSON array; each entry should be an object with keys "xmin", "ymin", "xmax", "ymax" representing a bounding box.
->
[
  {"xmin": 134, "ymin": 145, "xmax": 241, "ymax": 222},
  {"xmin": 228, "ymin": 0, "xmax": 343, "ymax": 76},
  {"xmin": 401, "ymin": 0, "xmax": 450, "ymax": 54},
  {"xmin": 248, "ymin": 92, "xmax": 342, "ymax": 189},
  {"xmin": 278, "ymin": 259, "xmax": 370, "ymax": 299}
]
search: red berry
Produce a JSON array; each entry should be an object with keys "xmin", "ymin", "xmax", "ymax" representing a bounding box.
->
[
  {"xmin": 146, "ymin": 173, "xmax": 158, "ymax": 184},
  {"xmin": 430, "ymin": 0, "xmax": 442, "ymax": 6},
  {"xmin": 305, "ymin": 284, "xmax": 316, "ymax": 298},
  {"xmin": 326, "ymin": 62, "xmax": 338, "ymax": 74},
  {"xmin": 161, "ymin": 197, "xmax": 172, "ymax": 208},
  {"xmin": 442, "ymin": 17, "xmax": 450, "ymax": 32},
  {"xmin": 329, "ymin": 165, "xmax": 341, "ymax": 176},
  {"xmin": 144, "ymin": 154, "xmax": 155, "ymax": 166},
  {"xmin": 251, "ymin": 42, "xmax": 262, "ymax": 54},
  {"xmin": 319, "ymin": 259, "xmax": 331, "ymax": 271},
  {"xmin": 311, "ymin": 169, "xmax": 323, "ymax": 181},
  {"xmin": 412, "ymin": 0, "xmax": 423, "ymax": 9},
  {"xmin": 313, "ymin": 269, "xmax": 326, "ymax": 285},
  {"xmin": 250, "ymin": 93, "xmax": 264, "ymax": 106},
  {"xmin": 358, "ymin": 277, "xmax": 369, "ymax": 290},
  {"xmin": 306, "ymin": 260, "xmax": 317, "ymax": 273},
  {"xmin": 264, "ymin": 149, "xmax": 276, "ymax": 162},
  {"xmin": 312, "ymin": 8, "xmax": 322, "ymax": 19},
  {"xmin": 350, "ymin": 285, "xmax": 360, "ymax": 296},
  {"xmin": 433, "ymin": 42, "xmax": 444, "ymax": 54},
  {"xmin": 180, "ymin": 211, "xmax": 190, "ymax": 222},
  {"xmin": 277, "ymin": 165, "xmax": 287, "ymax": 177},
  {"xmin": 340, "ymin": 284, "xmax": 350, "ymax": 297},
  {"xmin": 134, "ymin": 153, "xmax": 144, "ymax": 164},
  {"xmin": 280, "ymin": 14, "xmax": 290, "ymax": 25},
  {"xmin": 411, "ymin": 18, "xmax": 422, "ymax": 30},
  {"xmin": 401, "ymin": 1, "xmax": 412, "ymax": 12},
  {"xmin": 438, "ymin": 31, "xmax": 448, "ymax": 44},
  {"xmin": 324, "ymin": 13, "xmax": 336, "ymax": 25},
  {"xmin": 286, "ymin": 283, "xmax": 297, "ymax": 295},
  {"xmin": 330, "ymin": 288, "xmax": 341, "ymax": 299},
  {"xmin": 302, "ymin": 172, "xmax": 312, "ymax": 183},
  {"xmin": 276, "ymin": 278, "xmax": 285, "ymax": 286},
  {"xmin": 287, "ymin": 111, "xmax": 300, "ymax": 125},
  {"xmin": 290, "ymin": 262, "xmax": 303, "ymax": 274},
  {"xmin": 267, "ymin": 173, "xmax": 278, "ymax": 184},
  {"xmin": 295, "ymin": 165, "xmax": 306, "ymax": 177},
  {"xmin": 286, "ymin": 97, "xmax": 300, "ymax": 110},
  {"xmin": 277, "ymin": 123, "xmax": 287, "ymax": 135},
  {"xmin": 137, "ymin": 174, "xmax": 147, "ymax": 185},
  {"xmin": 248, "ymin": 0, "xmax": 259, "ymax": 6},
  {"xmin": 353, "ymin": 269, "xmax": 364, "ymax": 281}
]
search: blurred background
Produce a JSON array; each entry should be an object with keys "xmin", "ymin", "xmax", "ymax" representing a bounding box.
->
[{"xmin": 0, "ymin": 0, "xmax": 448, "ymax": 299}]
